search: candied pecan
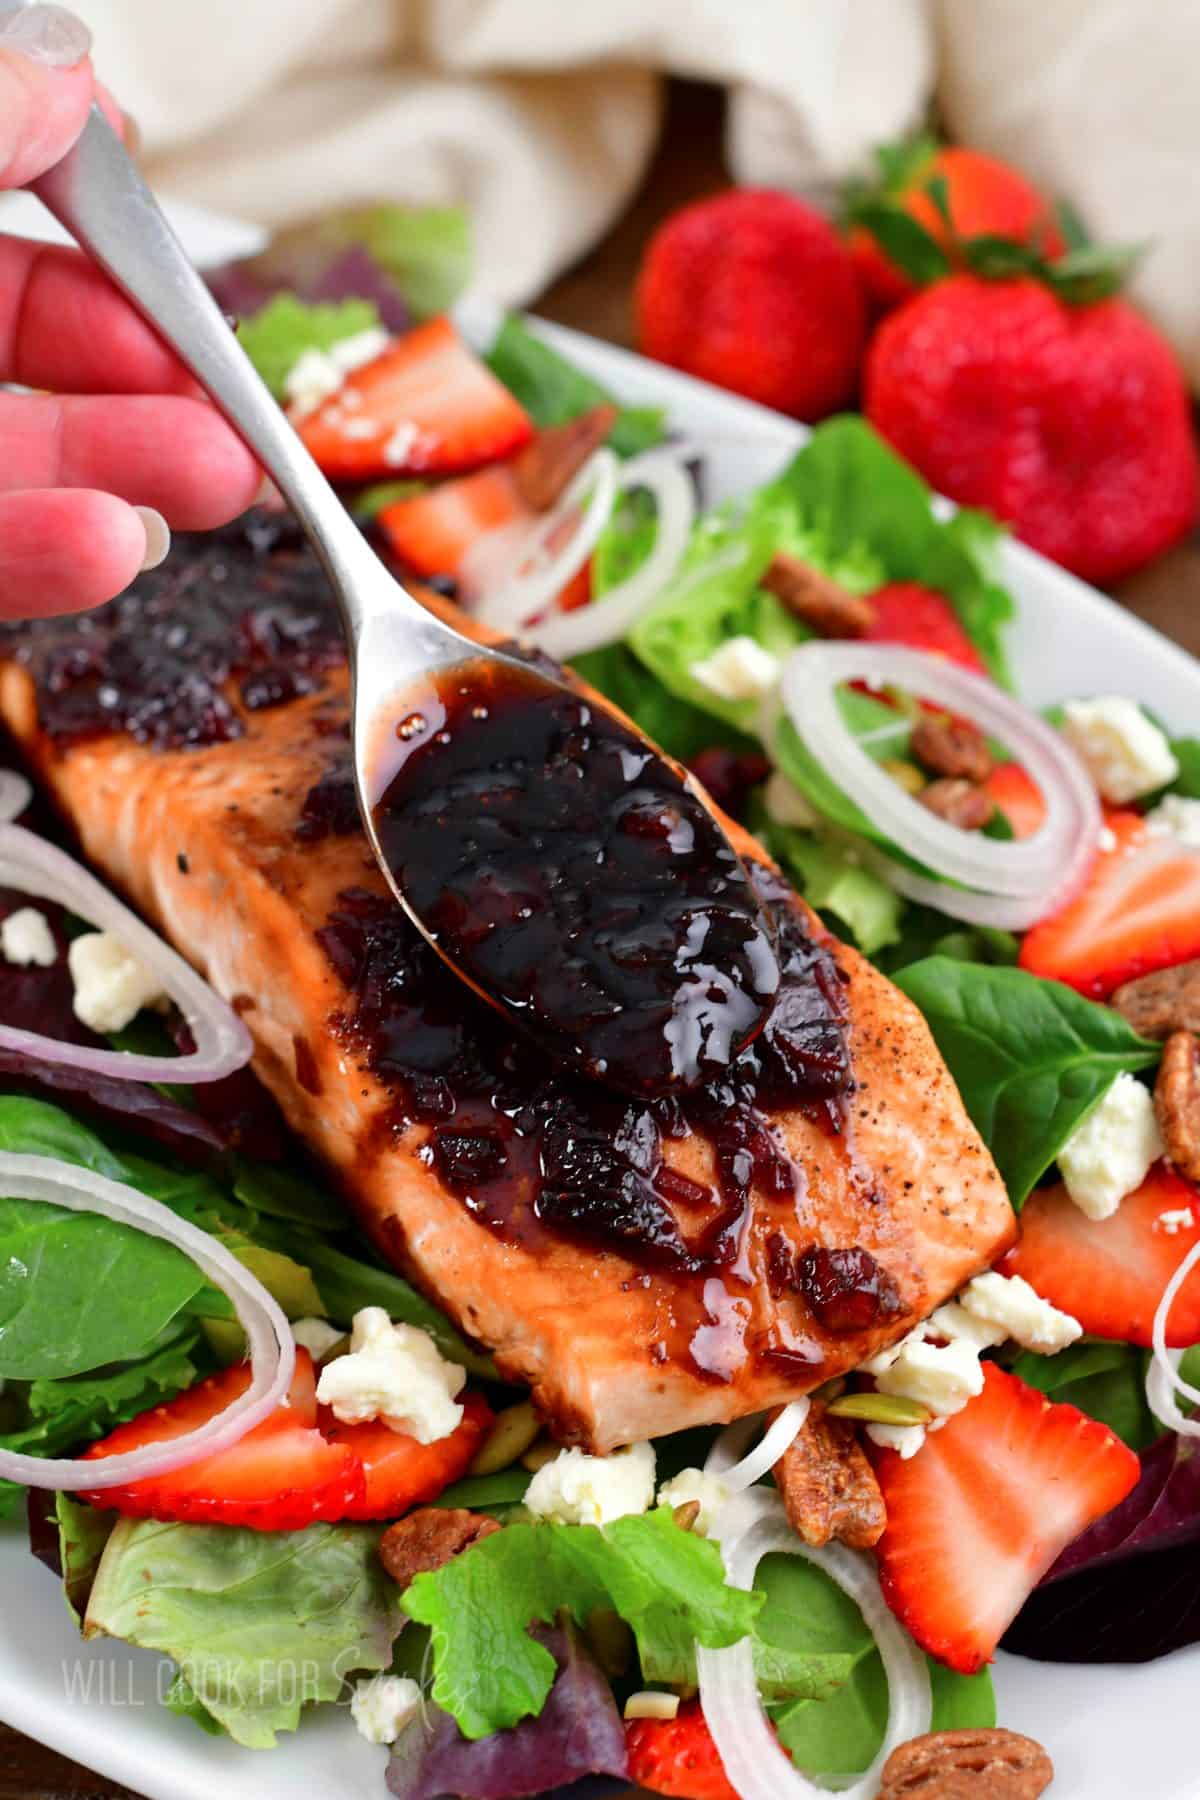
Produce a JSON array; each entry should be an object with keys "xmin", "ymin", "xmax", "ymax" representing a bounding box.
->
[
  {"xmin": 910, "ymin": 714, "xmax": 994, "ymax": 784},
  {"xmin": 1155, "ymin": 1029, "xmax": 1200, "ymax": 1184},
  {"xmin": 1113, "ymin": 959, "xmax": 1200, "ymax": 1039},
  {"xmin": 772, "ymin": 1400, "xmax": 886, "ymax": 1550},
  {"xmin": 379, "ymin": 1507, "xmax": 500, "ymax": 1588},
  {"xmin": 919, "ymin": 778, "xmax": 995, "ymax": 831},
  {"xmin": 760, "ymin": 552, "xmax": 877, "ymax": 638},
  {"xmin": 512, "ymin": 404, "xmax": 618, "ymax": 511},
  {"xmin": 877, "ymin": 1727, "xmax": 1053, "ymax": 1798}
]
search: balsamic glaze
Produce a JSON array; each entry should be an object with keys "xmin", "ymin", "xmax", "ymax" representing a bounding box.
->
[{"xmin": 371, "ymin": 661, "xmax": 781, "ymax": 1098}]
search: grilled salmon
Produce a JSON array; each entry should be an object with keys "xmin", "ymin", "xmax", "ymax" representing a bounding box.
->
[{"xmin": 0, "ymin": 517, "xmax": 1014, "ymax": 1451}]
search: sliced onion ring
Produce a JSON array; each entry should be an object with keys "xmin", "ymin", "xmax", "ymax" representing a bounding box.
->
[
  {"xmin": 467, "ymin": 448, "xmax": 619, "ymax": 634},
  {"xmin": 1147, "ymin": 1236, "xmax": 1200, "ymax": 1438},
  {"xmin": 534, "ymin": 447, "xmax": 696, "ymax": 660},
  {"xmin": 778, "ymin": 643, "xmax": 1100, "ymax": 905},
  {"xmin": 0, "ymin": 1151, "xmax": 293, "ymax": 1490},
  {"xmin": 698, "ymin": 1487, "xmax": 931, "ymax": 1800},
  {"xmin": 705, "ymin": 1400, "xmax": 810, "ymax": 1492},
  {"xmin": 862, "ymin": 850, "xmax": 1077, "ymax": 934},
  {"xmin": 0, "ymin": 823, "xmax": 253, "ymax": 1084},
  {"xmin": 0, "ymin": 769, "xmax": 31, "ymax": 824}
]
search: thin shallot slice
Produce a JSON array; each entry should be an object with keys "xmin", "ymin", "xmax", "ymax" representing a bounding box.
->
[{"xmin": 0, "ymin": 823, "xmax": 252, "ymax": 1084}]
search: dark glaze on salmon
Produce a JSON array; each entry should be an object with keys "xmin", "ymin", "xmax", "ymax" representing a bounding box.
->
[{"xmin": 0, "ymin": 516, "xmax": 1015, "ymax": 1449}]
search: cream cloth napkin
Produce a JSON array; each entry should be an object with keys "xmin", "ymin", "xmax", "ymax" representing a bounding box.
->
[{"xmin": 81, "ymin": 0, "xmax": 1199, "ymax": 383}]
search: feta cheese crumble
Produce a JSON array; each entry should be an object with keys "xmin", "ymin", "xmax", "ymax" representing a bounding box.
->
[
  {"xmin": 291, "ymin": 1316, "xmax": 345, "ymax": 1361},
  {"xmin": 1061, "ymin": 697, "xmax": 1178, "ymax": 804},
  {"xmin": 315, "ymin": 1307, "xmax": 465, "ymax": 1444},
  {"xmin": 67, "ymin": 932, "xmax": 166, "ymax": 1034},
  {"xmin": 865, "ymin": 1421, "xmax": 927, "ymax": 1459},
  {"xmin": 351, "ymin": 1674, "xmax": 421, "ymax": 1746},
  {"xmin": 960, "ymin": 1271, "xmax": 1082, "ymax": 1354},
  {"xmin": 656, "ymin": 1466, "xmax": 732, "ymax": 1536},
  {"xmin": 874, "ymin": 1335, "xmax": 985, "ymax": 1417},
  {"xmin": 524, "ymin": 1440, "xmax": 656, "ymax": 1527},
  {"xmin": 1145, "ymin": 794, "xmax": 1200, "ymax": 850},
  {"xmin": 0, "ymin": 906, "xmax": 56, "ymax": 968},
  {"xmin": 689, "ymin": 637, "xmax": 780, "ymax": 703},
  {"xmin": 282, "ymin": 326, "xmax": 391, "ymax": 418},
  {"xmin": 763, "ymin": 768, "xmax": 820, "ymax": 831},
  {"xmin": 1058, "ymin": 1072, "xmax": 1163, "ymax": 1220},
  {"xmin": 1158, "ymin": 1207, "xmax": 1195, "ymax": 1235}
]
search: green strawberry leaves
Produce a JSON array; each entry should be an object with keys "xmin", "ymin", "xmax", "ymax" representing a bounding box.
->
[{"xmin": 846, "ymin": 152, "xmax": 1143, "ymax": 306}]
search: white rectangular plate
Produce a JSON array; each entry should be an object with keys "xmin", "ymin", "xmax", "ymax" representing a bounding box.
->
[{"xmin": 2, "ymin": 249, "xmax": 1198, "ymax": 1800}]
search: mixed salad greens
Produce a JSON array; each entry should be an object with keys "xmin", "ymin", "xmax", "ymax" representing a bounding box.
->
[{"xmin": 3, "ymin": 203, "xmax": 1200, "ymax": 1800}]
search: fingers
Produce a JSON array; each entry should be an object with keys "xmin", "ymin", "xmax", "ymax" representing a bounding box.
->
[
  {"xmin": 0, "ymin": 237, "xmax": 209, "ymax": 394},
  {"xmin": 0, "ymin": 489, "xmax": 155, "ymax": 617},
  {"xmin": 0, "ymin": 392, "xmax": 260, "ymax": 529},
  {"xmin": 0, "ymin": 9, "xmax": 95, "ymax": 189}
]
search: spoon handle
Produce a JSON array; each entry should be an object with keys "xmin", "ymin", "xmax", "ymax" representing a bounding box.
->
[{"xmin": 32, "ymin": 105, "xmax": 393, "ymax": 643}]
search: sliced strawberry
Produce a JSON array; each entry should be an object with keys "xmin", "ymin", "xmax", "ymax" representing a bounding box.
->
[
  {"xmin": 626, "ymin": 1699, "xmax": 740, "ymax": 1800},
  {"xmin": 556, "ymin": 558, "xmax": 593, "ymax": 613},
  {"xmin": 379, "ymin": 466, "xmax": 532, "ymax": 579},
  {"xmin": 81, "ymin": 1350, "xmax": 365, "ymax": 1529},
  {"xmin": 322, "ymin": 1391, "xmax": 493, "ymax": 1522},
  {"xmin": 999, "ymin": 1163, "xmax": 1200, "ymax": 1347},
  {"xmin": 1020, "ymin": 809, "xmax": 1200, "ymax": 997},
  {"xmin": 872, "ymin": 1361, "xmax": 1140, "ymax": 1674},
  {"xmin": 299, "ymin": 316, "xmax": 533, "ymax": 480},
  {"xmin": 863, "ymin": 581, "xmax": 986, "ymax": 672},
  {"xmin": 982, "ymin": 760, "xmax": 1046, "ymax": 838}
]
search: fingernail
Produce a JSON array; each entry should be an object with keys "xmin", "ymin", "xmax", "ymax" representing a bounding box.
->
[
  {"xmin": 0, "ymin": 2, "xmax": 92, "ymax": 68},
  {"xmin": 135, "ymin": 507, "xmax": 170, "ymax": 572},
  {"xmin": 254, "ymin": 473, "xmax": 284, "ymax": 511}
]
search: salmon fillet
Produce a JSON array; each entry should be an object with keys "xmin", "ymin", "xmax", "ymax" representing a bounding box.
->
[{"xmin": 0, "ymin": 519, "xmax": 1014, "ymax": 1450}]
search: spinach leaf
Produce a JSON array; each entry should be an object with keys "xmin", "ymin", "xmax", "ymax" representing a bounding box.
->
[
  {"xmin": 894, "ymin": 959, "xmax": 1160, "ymax": 1207},
  {"xmin": 767, "ymin": 1551, "xmax": 995, "ymax": 1781},
  {"xmin": 1167, "ymin": 737, "xmax": 1200, "ymax": 799},
  {"xmin": 0, "ymin": 1191, "xmax": 207, "ymax": 1380},
  {"xmin": 1011, "ymin": 1341, "xmax": 1160, "ymax": 1452},
  {"xmin": 484, "ymin": 316, "xmax": 664, "ymax": 458},
  {"xmin": 874, "ymin": 904, "xmax": 1019, "ymax": 977}
]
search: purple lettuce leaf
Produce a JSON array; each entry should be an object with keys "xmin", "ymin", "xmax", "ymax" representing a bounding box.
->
[
  {"xmin": 0, "ymin": 889, "xmax": 281, "ymax": 1163},
  {"xmin": 1003, "ymin": 1426, "xmax": 1200, "ymax": 1664},
  {"xmin": 1002, "ymin": 1542, "xmax": 1200, "ymax": 1664},
  {"xmin": 209, "ymin": 241, "xmax": 411, "ymax": 333},
  {"xmin": 386, "ymin": 1626, "xmax": 628, "ymax": 1800},
  {"xmin": 1044, "ymin": 1429, "xmax": 1200, "ymax": 1583}
]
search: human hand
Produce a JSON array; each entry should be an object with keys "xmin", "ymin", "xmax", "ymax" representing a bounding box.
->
[{"xmin": 0, "ymin": 3, "xmax": 260, "ymax": 615}]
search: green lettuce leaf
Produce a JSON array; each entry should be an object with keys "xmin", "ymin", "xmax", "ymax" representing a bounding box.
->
[
  {"xmin": 484, "ymin": 316, "xmax": 664, "ymax": 458},
  {"xmin": 759, "ymin": 815, "xmax": 904, "ymax": 955},
  {"xmin": 775, "ymin": 1649, "xmax": 995, "ymax": 1782},
  {"xmin": 84, "ymin": 1518, "xmax": 404, "ymax": 1749},
  {"xmin": 237, "ymin": 295, "xmax": 381, "ymax": 401},
  {"xmin": 402, "ymin": 1509, "xmax": 762, "ymax": 1739},
  {"xmin": 54, "ymin": 1493, "xmax": 115, "ymax": 1626},
  {"xmin": 334, "ymin": 204, "xmax": 471, "ymax": 319},
  {"xmin": 573, "ymin": 642, "xmax": 755, "ymax": 763},
  {"xmin": 893, "ymin": 959, "xmax": 1160, "ymax": 1208}
]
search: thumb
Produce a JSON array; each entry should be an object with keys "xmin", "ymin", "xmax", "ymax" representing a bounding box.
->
[{"xmin": 0, "ymin": 4, "xmax": 94, "ymax": 190}]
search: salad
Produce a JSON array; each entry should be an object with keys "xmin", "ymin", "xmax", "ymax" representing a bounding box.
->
[{"xmin": 2, "ymin": 207, "xmax": 1200, "ymax": 1800}]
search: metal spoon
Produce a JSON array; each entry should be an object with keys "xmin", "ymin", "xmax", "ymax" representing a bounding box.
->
[{"xmin": 32, "ymin": 107, "xmax": 780, "ymax": 1094}]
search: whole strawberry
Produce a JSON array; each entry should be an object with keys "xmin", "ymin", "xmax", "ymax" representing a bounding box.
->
[
  {"xmin": 635, "ymin": 189, "xmax": 866, "ymax": 421},
  {"xmin": 846, "ymin": 136, "xmax": 1062, "ymax": 313},
  {"xmin": 865, "ymin": 275, "xmax": 1198, "ymax": 584}
]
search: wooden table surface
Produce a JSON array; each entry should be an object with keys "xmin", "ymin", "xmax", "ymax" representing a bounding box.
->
[{"xmin": 4, "ymin": 75, "xmax": 1199, "ymax": 1800}]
